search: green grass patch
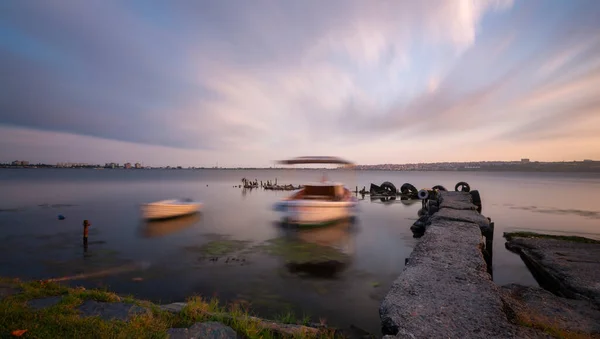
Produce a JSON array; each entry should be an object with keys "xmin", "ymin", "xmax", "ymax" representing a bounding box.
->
[
  {"xmin": 504, "ymin": 231, "xmax": 600, "ymax": 244},
  {"xmin": 256, "ymin": 238, "xmax": 349, "ymax": 264},
  {"xmin": 0, "ymin": 278, "xmax": 338, "ymax": 338}
]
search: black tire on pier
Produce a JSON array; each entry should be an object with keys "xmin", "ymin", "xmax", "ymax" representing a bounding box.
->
[
  {"xmin": 380, "ymin": 181, "xmax": 397, "ymax": 195},
  {"xmin": 400, "ymin": 183, "xmax": 418, "ymax": 195},
  {"xmin": 428, "ymin": 200, "xmax": 439, "ymax": 215},
  {"xmin": 432, "ymin": 185, "xmax": 447, "ymax": 191},
  {"xmin": 454, "ymin": 181, "xmax": 471, "ymax": 192},
  {"xmin": 470, "ymin": 190, "xmax": 482, "ymax": 213}
]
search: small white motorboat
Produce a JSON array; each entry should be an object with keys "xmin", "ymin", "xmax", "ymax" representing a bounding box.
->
[
  {"xmin": 273, "ymin": 156, "xmax": 358, "ymax": 226},
  {"xmin": 141, "ymin": 199, "xmax": 203, "ymax": 220}
]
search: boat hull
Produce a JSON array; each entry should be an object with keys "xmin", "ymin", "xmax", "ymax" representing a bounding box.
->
[
  {"xmin": 141, "ymin": 200, "xmax": 203, "ymax": 220},
  {"xmin": 274, "ymin": 199, "xmax": 358, "ymax": 227}
]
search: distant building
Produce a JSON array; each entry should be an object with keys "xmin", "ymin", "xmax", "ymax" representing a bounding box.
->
[
  {"xmin": 124, "ymin": 163, "xmax": 132, "ymax": 169},
  {"xmin": 583, "ymin": 159, "xmax": 594, "ymax": 162},
  {"xmin": 11, "ymin": 160, "xmax": 28, "ymax": 166},
  {"xmin": 135, "ymin": 163, "xmax": 142, "ymax": 169},
  {"xmin": 521, "ymin": 158, "xmax": 530, "ymax": 163}
]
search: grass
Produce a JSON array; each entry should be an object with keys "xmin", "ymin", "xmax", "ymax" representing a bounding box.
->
[
  {"xmin": 503, "ymin": 231, "xmax": 600, "ymax": 244},
  {"xmin": 0, "ymin": 277, "xmax": 339, "ymax": 338}
]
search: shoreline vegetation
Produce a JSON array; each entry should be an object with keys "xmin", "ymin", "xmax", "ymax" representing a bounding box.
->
[{"xmin": 0, "ymin": 277, "xmax": 342, "ymax": 338}]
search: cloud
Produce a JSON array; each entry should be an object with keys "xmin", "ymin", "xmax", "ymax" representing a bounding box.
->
[{"xmin": 1, "ymin": 0, "xmax": 600, "ymax": 165}]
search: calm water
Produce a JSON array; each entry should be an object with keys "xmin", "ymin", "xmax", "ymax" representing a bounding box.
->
[{"xmin": 1, "ymin": 169, "xmax": 599, "ymax": 334}]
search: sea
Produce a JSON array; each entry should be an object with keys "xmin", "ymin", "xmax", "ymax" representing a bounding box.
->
[{"xmin": 1, "ymin": 168, "xmax": 599, "ymax": 334}]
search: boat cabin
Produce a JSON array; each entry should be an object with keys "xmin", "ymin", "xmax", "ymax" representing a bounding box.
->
[{"xmin": 291, "ymin": 182, "xmax": 348, "ymax": 201}]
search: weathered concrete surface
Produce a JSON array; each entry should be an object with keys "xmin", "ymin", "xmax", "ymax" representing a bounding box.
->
[
  {"xmin": 438, "ymin": 191, "xmax": 477, "ymax": 211},
  {"xmin": 380, "ymin": 191, "xmax": 549, "ymax": 338},
  {"xmin": 380, "ymin": 216, "xmax": 536, "ymax": 338},
  {"xmin": 429, "ymin": 208, "xmax": 491, "ymax": 232},
  {"xmin": 506, "ymin": 237, "xmax": 600, "ymax": 306},
  {"xmin": 502, "ymin": 284, "xmax": 600, "ymax": 336},
  {"xmin": 77, "ymin": 300, "xmax": 150, "ymax": 321},
  {"xmin": 27, "ymin": 296, "xmax": 63, "ymax": 310}
]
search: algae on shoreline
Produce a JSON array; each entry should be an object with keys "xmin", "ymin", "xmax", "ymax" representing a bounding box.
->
[
  {"xmin": 256, "ymin": 238, "xmax": 350, "ymax": 264},
  {"xmin": 503, "ymin": 231, "xmax": 600, "ymax": 244},
  {"xmin": 184, "ymin": 239, "xmax": 251, "ymax": 257}
]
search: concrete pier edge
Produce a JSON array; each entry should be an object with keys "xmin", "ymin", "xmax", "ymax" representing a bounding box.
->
[{"xmin": 379, "ymin": 191, "xmax": 526, "ymax": 338}]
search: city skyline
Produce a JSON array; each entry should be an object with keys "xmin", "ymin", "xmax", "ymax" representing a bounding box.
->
[
  {"xmin": 1, "ymin": 1, "xmax": 600, "ymax": 167},
  {"xmin": 3, "ymin": 157, "xmax": 598, "ymax": 169}
]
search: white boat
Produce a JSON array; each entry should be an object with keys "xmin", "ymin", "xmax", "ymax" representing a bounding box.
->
[
  {"xmin": 273, "ymin": 156, "xmax": 358, "ymax": 226},
  {"xmin": 141, "ymin": 199, "xmax": 203, "ymax": 220}
]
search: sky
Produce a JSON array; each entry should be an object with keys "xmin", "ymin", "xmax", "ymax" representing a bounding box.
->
[{"xmin": 1, "ymin": 0, "xmax": 600, "ymax": 167}]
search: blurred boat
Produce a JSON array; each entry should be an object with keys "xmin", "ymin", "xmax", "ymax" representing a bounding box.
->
[
  {"xmin": 273, "ymin": 156, "xmax": 358, "ymax": 227},
  {"xmin": 141, "ymin": 213, "xmax": 200, "ymax": 238},
  {"xmin": 141, "ymin": 199, "xmax": 203, "ymax": 220}
]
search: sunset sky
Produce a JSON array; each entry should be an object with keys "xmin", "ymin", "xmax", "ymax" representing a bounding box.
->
[{"xmin": 1, "ymin": 0, "xmax": 599, "ymax": 167}]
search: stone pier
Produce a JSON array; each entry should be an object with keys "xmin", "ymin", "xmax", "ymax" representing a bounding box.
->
[{"xmin": 379, "ymin": 191, "xmax": 535, "ymax": 338}]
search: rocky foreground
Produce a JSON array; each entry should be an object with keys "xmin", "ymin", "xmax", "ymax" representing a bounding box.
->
[
  {"xmin": 1, "ymin": 278, "xmax": 372, "ymax": 339},
  {"xmin": 380, "ymin": 191, "xmax": 600, "ymax": 339}
]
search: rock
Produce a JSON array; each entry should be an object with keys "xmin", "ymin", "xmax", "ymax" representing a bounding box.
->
[
  {"xmin": 380, "ymin": 217, "xmax": 539, "ymax": 338},
  {"xmin": 0, "ymin": 283, "xmax": 21, "ymax": 300},
  {"xmin": 335, "ymin": 324, "xmax": 377, "ymax": 339},
  {"xmin": 160, "ymin": 302, "xmax": 187, "ymax": 313},
  {"xmin": 429, "ymin": 208, "xmax": 491, "ymax": 233},
  {"xmin": 77, "ymin": 300, "xmax": 150, "ymax": 321},
  {"xmin": 27, "ymin": 296, "xmax": 63, "ymax": 310},
  {"xmin": 501, "ymin": 284, "xmax": 600, "ymax": 335},
  {"xmin": 188, "ymin": 322, "xmax": 237, "ymax": 339},
  {"xmin": 166, "ymin": 328, "xmax": 189, "ymax": 339},
  {"xmin": 505, "ymin": 237, "xmax": 600, "ymax": 306}
]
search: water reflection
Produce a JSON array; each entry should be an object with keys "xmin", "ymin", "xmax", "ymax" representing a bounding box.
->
[
  {"xmin": 400, "ymin": 197, "xmax": 421, "ymax": 206},
  {"xmin": 140, "ymin": 213, "xmax": 201, "ymax": 238},
  {"xmin": 272, "ymin": 219, "xmax": 356, "ymax": 278}
]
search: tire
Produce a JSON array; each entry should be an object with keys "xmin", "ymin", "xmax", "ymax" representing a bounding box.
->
[
  {"xmin": 432, "ymin": 185, "xmax": 447, "ymax": 191},
  {"xmin": 417, "ymin": 189, "xmax": 429, "ymax": 200},
  {"xmin": 470, "ymin": 190, "xmax": 482, "ymax": 213},
  {"xmin": 455, "ymin": 181, "xmax": 471, "ymax": 192},
  {"xmin": 400, "ymin": 183, "xmax": 418, "ymax": 195},
  {"xmin": 380, "ymin": 181, "xmax": 397, "ymax": 195}
]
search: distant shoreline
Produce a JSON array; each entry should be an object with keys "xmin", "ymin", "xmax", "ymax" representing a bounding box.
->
[{"xmin": 1, "ymin": 166, "xmax": 599, "ymax": 173}]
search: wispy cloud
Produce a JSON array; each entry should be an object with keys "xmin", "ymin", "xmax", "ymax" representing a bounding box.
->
[{"xmin": 1, "ymin": 0, "xmax": 599, "ymax": 166}]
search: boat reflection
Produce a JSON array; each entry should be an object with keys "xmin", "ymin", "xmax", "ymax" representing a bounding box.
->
[
  {"xmin": 273, "ymin": 218, "xmax": 357, "ymax": 278},
  {"xmin": 140, "ymin": 213, "xmax": 201, "ymax": 238}
]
